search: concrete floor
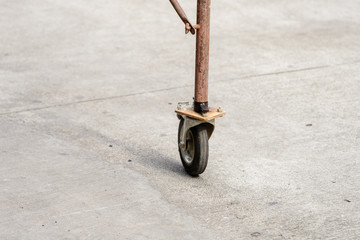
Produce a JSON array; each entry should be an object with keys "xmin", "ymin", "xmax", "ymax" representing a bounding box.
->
[{"xmin": 1, "ymin": 0, "xmax": 360, "ymax": 239}]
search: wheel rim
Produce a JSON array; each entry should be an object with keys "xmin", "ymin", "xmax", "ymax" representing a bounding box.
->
[{"xmin": 182, "ymin": 129, "xmax": 195, "ymax": 165}]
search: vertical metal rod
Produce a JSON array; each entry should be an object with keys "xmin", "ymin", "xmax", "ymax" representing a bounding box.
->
[{"xmin": 194, "ymin": 0, "xmax": 211, "ymax": 113}]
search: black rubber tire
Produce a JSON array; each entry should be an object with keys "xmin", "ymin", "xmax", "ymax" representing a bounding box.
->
[{"xmin": 178, "ymin": 119, "xmax": 209, "ymax": 176}]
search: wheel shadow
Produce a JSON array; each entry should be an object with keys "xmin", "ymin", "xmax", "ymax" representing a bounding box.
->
[{"xmin": 114, "ymin": 137, "xmax": 192, "ymax": 178}]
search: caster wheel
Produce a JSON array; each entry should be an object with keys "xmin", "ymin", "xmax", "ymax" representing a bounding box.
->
[{"xmin": 178, "ymin": 118, "xmax": 209, "ymax": 176}]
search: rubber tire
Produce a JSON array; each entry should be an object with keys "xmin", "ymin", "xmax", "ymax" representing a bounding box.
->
[{"xmin": 178, "ymin": 119, "xmax": 209, "ymax": 176}]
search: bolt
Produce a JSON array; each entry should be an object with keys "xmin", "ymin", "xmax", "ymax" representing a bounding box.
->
[
  {"xmin": 179, "ymin": 141, "xmax": 186, "ymax": 150},
  {"xmin": 177, "ymin": 101, "xmax": 189, "ymax": 111}
]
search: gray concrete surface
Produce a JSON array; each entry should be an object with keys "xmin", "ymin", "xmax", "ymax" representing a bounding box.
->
[{"xmin": 1, "ymin": 0, "xmax": 359, "ymax": 239}]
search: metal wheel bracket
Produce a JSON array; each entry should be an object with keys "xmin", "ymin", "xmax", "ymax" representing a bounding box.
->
[
  {"xmin": 176, "ymin": 104, "xmax": 226, "ymax": 122},
  {"xmin": 178, "ymin": 115, "xmax": 215, "ymax": 151}
]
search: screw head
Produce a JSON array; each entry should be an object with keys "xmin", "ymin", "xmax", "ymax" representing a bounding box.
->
[{"xmin": 177, "ymin": 101, "xmax": 189, "ymax": 110}]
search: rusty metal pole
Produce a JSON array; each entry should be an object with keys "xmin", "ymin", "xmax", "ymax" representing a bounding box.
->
[{"xmin": 194, "ymin": 0, "xmax": 211, "ymax": 113}]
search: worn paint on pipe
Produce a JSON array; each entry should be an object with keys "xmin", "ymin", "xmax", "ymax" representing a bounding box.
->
[{"xmin": 194, "ymin": 0, "xmax": 211, "ymax": 104}]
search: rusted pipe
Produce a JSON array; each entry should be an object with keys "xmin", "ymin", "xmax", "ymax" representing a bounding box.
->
[
  {"xmin": 194, "ymin": 0, "xmax": 211, "ymax": 113},
  {"xmin": 169, "ymin": 0, "xmax": 196, "ymax": 34}
]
